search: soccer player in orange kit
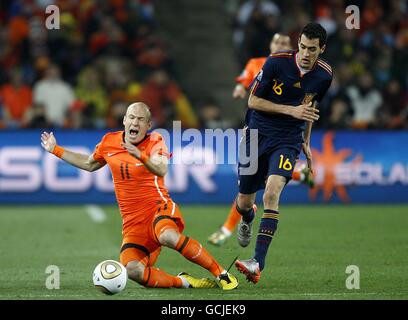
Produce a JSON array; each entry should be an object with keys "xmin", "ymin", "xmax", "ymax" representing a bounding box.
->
[
  {"xmin": 41, "ymin": 102, "xmax": 238, "ymax": 290},
  {"xmin": 208, "ymin": 33, "xmax": 314, "ymax": 246}
]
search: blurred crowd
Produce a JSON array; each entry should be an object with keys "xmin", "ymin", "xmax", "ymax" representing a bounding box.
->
[
  {"xmin": 227, "ymin": 0, "xmax": 408, "ymax": 129},
  {"xmin": 0, "ymin": 0, "xmax": 199, "ymax": 130},
  {"xmin": 0, "ymin": 0, "xmax": 407, "ymax": 130}
]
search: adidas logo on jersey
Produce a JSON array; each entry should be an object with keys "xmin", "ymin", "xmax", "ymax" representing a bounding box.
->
[{"xmin": 293, "ymin": 82, "xmax": 301, "ymax": 88}]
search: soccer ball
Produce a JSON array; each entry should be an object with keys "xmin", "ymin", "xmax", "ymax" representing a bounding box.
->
[{"xmin": 93, "ymin": 260, "xmax": 127, "ymax": 295}]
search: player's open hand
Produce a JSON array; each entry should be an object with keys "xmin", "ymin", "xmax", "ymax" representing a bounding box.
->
[
  {"xmin": 292, "ymin": 102, "xmax": 319, "ymax": 122},
  {"xmin": 233, "ymin": 84, "xmax": 247, "ymax": 99},
  {"xmin": 121, "ymin": 142, "xmax": 141, "ymax": 159},
  {"xmin": 41, "ymin": 132, "xmax": 57, "ymax": 153}
]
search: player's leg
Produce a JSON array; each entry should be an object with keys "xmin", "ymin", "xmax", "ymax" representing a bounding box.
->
[
  {"xmin": 236, "ymin": 192, "xmax": 257, "ymax": 247},
  {"xmin": 207, "ymin": 198, "xmax": 258, "ymax": 246},
  {"xmin": 236, "ymin": 147, "xmax": 297, "ymax": 283},
  {"xmin": 120, "ymin": 236, "xmax": 184, "ymax": 288},
  {"xmin": 207, "ymin": 200, "xmax": 240, "ymax": 246},
  {"xmin": 256, "ymin": 174, "xmax": 286, "ymax": 268},
  {"xmin": 152, "ymin": 202, "xmax": 238, "ymax": 290},
  {"xmin": 235, "ymin": 151, "xmax": 268, "ymax": 247},
  {"xmin": 235, "ymin": 175, "xmax": 286, "ymax": 284}
]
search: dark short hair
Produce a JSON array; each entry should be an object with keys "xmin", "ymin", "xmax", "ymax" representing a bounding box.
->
[{"xmin": 300, "ymin": 22, "xmax": 327, "ymax": 47}]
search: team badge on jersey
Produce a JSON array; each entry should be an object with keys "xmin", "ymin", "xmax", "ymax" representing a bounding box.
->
[{"xmin": 302, "ymin": 93, "xmax": 317, "ymax": 104}]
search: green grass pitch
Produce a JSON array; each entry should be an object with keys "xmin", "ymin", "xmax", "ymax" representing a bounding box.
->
[{"xmin": 0, "ymin": 204, "xmax": 407, "ymax": 300}]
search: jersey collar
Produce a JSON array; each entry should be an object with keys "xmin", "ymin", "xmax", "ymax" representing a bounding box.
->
[{"xmin": 294, "ymin": 50, "xmax": 318, "ymax": 78}]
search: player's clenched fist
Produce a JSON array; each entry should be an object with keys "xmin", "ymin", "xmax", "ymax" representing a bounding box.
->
[
  {"xmin": 292, "ymin": 102, "xmax": 319, "ymax": 122},
  {"xmin": 41, "ymin": 132, "xmax": 57, "ymax": 153}
]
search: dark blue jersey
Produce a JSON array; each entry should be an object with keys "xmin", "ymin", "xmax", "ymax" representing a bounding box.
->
[{"xmin": 247, "ymin": 50, "xmax": 332, "ymax": 149}]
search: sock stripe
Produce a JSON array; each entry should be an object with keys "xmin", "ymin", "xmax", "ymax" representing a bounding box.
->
[
  {"xmin": 236, "ymin": 203, "xmax": 255, "ymax": 223},
  {"xmin": 177, "ymin": 236, "xmax": 190, "ymax": 253},
  {"xmin": 264, "ymin": 209, "xmax": 279, "ymax": 214},
  {"xmin": 143, "ymin": 267, "xmax": 151, "ymax": 286},
  {"xmin": 262, "ymin": 213, "xmax": 279, "ymax": 220},
  {"xmin": 258, "ymin": 232, "xmax": 273, "ymax": 238},
  {"xmin": 235, "ymin": 203, "xmax": 249, "ymax": 215}
]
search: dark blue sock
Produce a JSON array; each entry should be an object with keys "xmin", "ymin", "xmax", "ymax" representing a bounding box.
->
[
  {"xmin": 236, "ymin": 203, "xmax": 255, "ymax": 224},
  {"xmin": 254, "ymin": 209, "xmax": 279, "ymax": 271}
]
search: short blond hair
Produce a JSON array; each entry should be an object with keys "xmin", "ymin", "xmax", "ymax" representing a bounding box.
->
[{"xmin": 127, "ymin": 102, "xmax": 152, "ymax": 122}]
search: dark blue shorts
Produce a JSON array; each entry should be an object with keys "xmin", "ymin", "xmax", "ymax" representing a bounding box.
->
[{"xmin": 238, "ymin": 146, "xmax": 299, "ymax": 195}]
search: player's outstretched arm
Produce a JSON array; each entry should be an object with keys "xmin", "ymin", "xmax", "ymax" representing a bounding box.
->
[
  {"xmin": 248, "ymin": 94, "xmax": 319, "ymax": 122},
  {"xmin": 41, "ymin": 132, "xmax": 105, "ymax": 172},
  {"xmin": 122, "ymin": 141, "xmax": 168, "ymax": 177}
]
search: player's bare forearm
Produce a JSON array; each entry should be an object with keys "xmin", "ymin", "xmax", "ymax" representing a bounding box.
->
[
  {"xmin": 143, "ymin": 158, "xmax": 168, "ymax": 177},
  {"xmin": 122, "ymin": 141, "xmax": 168, "ymax": 177},
  {"xmin": 302, "ymin": 120, "xmax": 314, "ymax": 173},
  {"xmin": 248, "ymin": 94, "xmax": 319, "ymax": 122},
  {"xmin": 60, "ymin": 149, "xmax": 104, "ymax": 172},
  {"xmin": 303, "ymin": 101, "xmax": 318, "ymax": 145},
  {"xmin": 41, "ymin": 131, "xmax": 104, "ymax": 172},
  {"xmin": 248, "ymin": 94, "xmax": 294, "ymax": 116},
  {"xmin": 303, "ymin": 121, "xmax": 313, "ymax": 146}
]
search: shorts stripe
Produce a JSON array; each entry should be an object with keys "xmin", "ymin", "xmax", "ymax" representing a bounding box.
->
[
  {"xmin": 153, "ymin": 215, "xmax": 178, "ymax": 229},
  {"xmin": 120, "ymin": 243, "xmax": 150, "ymax": 257}
]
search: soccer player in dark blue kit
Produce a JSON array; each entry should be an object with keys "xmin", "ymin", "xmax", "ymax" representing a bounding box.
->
[{"xmin": 234, "ymin": 23, "xmax": 333, "ymax": 284}]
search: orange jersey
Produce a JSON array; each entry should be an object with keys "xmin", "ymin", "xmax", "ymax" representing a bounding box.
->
[
  {"xmin": 235, "ymin": 57, "xmax": 267, "ymax": 89},
  {"xmin": 92, "ymin": 131, "xmax": 172, "ymax": 235}
]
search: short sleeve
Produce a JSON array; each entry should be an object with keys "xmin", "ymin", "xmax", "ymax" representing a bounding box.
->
[
  {"xmin": 148, "ymin": 133, "xmax": 171, "ymax": 159},
  {"xmin": 92, "ymin": 141, "xmax": 106, "ymax": 165},
  {"xmin": 236, "ymin": 60, "xmax": 253, "ymax": 88},
  {"xmin": 316, "ymin": 77, "xmax": 333, "ymax": 103},
  {"xmin": 250, "ymin": 56, "xmax": 278, "ymax": 98}
]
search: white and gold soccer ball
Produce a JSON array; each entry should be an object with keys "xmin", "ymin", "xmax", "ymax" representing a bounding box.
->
[{"xmin": 93, "ymin": 260, "xmax": 127, "ymax": 295}]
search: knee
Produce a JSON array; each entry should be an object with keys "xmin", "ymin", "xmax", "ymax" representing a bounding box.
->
[
  {"xmin": 263, "ymin": 190, "xmax": 279, "ymax": 204},
  {"xmin": 263, "ymin": 186, "xmax": 281, "ymax": 206},
  {"xmin": 158, "ymin": 228, "xmax": 180, "ymax": 249},
  {"xmin": 126, "ymin": 262, "xmax": 145, "ymax": 284},
  {"xmin": 237, "ymin": 194, "xmax": 254, "ymax": 211}
]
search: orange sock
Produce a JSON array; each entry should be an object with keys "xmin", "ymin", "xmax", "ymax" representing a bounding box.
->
[
  {"xmin": 222, "ymin": 201, "xmax": 241, "ymax": 233},
  {"xmin": 292, "ymin": 170, "xmax": 301, "ymax": 181},
  {"xmin": 176, "ymin": 235, "xmax": 224, "ymax": 277},
  {"xmin": 142, "ymin": 266, "xmax": 183, "ymax": 288}
]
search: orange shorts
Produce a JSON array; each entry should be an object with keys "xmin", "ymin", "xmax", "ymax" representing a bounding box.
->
[{"xmin": 120, "ymin": 201, "xmax": 185, "ymax": 266}]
